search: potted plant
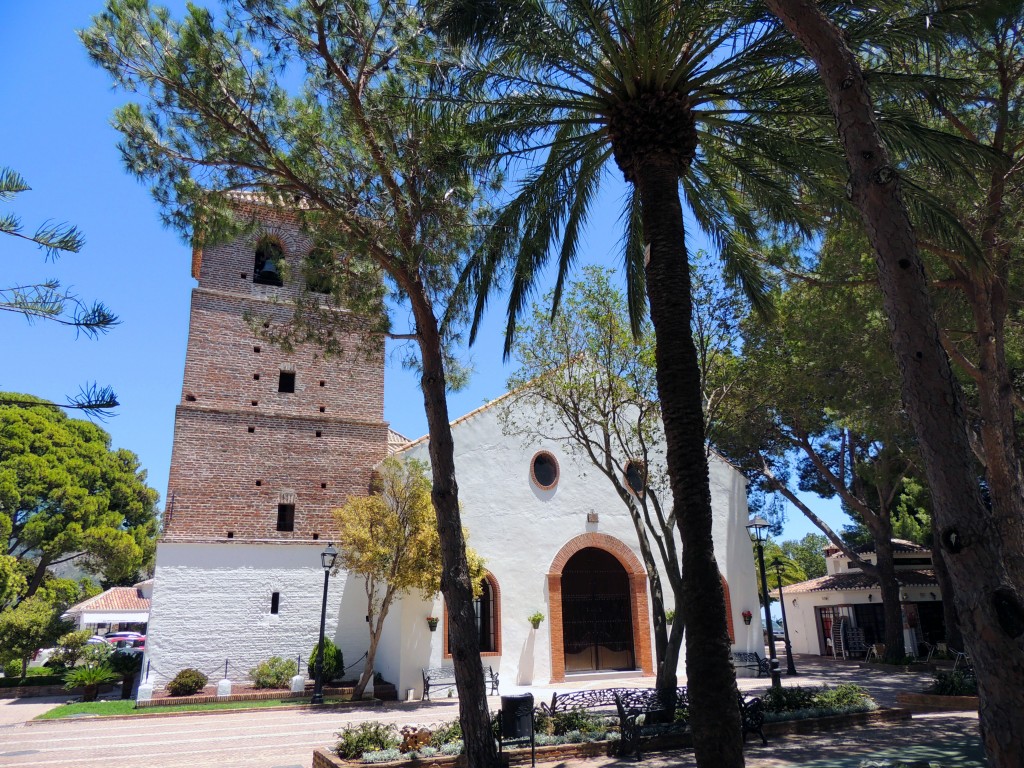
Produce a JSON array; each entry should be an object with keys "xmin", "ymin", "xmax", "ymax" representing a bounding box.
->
[
  {"xmin": 426, "ymin": 616, "xmax": 439, "ymax": 632},
  {"xmin": 528, "ymin": 611, "xmax": 544, "ymax": 629},
  {"xmin": 742, "ymin": 610, "xmax": 753, "ymax": 625}
]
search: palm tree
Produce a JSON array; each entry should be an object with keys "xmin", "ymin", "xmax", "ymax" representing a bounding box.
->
[{"xmin": 430, "ymin": 2, "xmax": 847, "ymax": 764}]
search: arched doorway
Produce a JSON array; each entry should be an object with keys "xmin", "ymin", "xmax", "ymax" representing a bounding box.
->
[
  {"xmin": 547, "ymin": 533, "xmax": 653, "ymax": 682},
  {"xmin": 562, "ymin": 548, "xmax": 635, "ymax": 672}
]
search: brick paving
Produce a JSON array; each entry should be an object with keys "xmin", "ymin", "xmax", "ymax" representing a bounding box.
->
[{"xmin": 0, "ymin": 656, "xmax": 986, "ymax": 768}]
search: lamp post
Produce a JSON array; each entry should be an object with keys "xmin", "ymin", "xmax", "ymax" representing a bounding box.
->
[
  {"xmin": 770, "ymin": 557, "xmax": 798, "ymax": 676},
  {"xmin": 312, "ymin": 542, "xmax": 338, "ymax": 705},
  {"xmin": 746, "ymin": 516, "xmax": 781, "ymax": 689}
]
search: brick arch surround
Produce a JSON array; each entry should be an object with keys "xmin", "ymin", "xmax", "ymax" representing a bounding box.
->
[{"xmin": 547, "ymin": 533, "xmax": 654, "ymax": 682}]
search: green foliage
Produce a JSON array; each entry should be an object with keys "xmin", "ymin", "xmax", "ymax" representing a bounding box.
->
[
  {"xmin": 108, "ymin": 649, "xmax": 143, "ymax": 679},
  {"xmin": 429, "ymin": 719, "xmax": 462, "ymax": 748},
  {"xmin": 166, "ymin": 668, "xmax": 209, "ymax": 697},
  {"xmin": 0, "ymin": 396, "xmax": 159, "ymax": 612},
  {"xmin": 0, "ymin": 595, "xmax": 69, "ymax": 674},
  {"xmin": 550, "ymin": 709, "xmax": 609, "ymax": 736},
  {"xmin": 334, "ymin": 722, "xmax": 400, "ymax": 759},
  {"xmin": 930, "ymin": 671, "xmax": 978, "ymax": 697},
  {"xmin": 778, "ymin": 534, "xmax": 829, "ymax": 580},
  {"xmin": 63, "ymin": 664, "xmax": 119, "ymax": 697},
  {"xmin": 528, "ymin": 611, "xmax": 544, "ymax": 625},
  {"xmin": 763, "ymin": 683, "xmax": 873, "ymax": 713},
  {"xmin": 48, "ymin": 629, "xmax": 96, "ymax": 670},
  {"xmin": 249, "ymin": 656, "xmax": 298, "ymax": 689},
  {"xmin": 2, "ymin": 658, "xmax": 22, "ymax": 678},
  {"xmin": 307, "ymin": 638, "xmax": 342, "ymax": 683}
]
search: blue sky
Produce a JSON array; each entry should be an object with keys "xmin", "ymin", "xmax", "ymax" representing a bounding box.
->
[{"xmin": 2, "ymin": 1, "xmax": 840, "ymax": 544}]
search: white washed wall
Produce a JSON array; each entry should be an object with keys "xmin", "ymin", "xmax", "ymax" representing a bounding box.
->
[{"xmin": 398, "ymin": 398, "xmax": 762, "ymax": 690}]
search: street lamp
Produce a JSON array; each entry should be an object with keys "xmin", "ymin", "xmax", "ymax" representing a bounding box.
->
[
  {"xmin": 312, "ymin": 542, "xmax": 338, "ymax": 705},
  {"xmin": 770, "ymin": 557, "xmax": 798, "ymax": 676},
  {"xmin": 746, "ymin": 516, "xmax": 781, "ymax": 689}
]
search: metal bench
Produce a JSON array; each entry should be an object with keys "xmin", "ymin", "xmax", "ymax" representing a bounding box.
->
[
  {"xmin": 613, "ymin": 687, "xmax": 765, "ymax": 758},
  {"xmin": 421, "ymin": 665, "xmax": 499, "ymax": 701},
  {"xmin": 732, "ymin": 651, "xmax": 772, "ymax": 677},
  {"xmin": 541, "ymin": 687, "xmax": 625, "ymax": 717}
]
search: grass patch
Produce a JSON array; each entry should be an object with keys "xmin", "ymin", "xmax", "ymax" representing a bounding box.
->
[{"xmin": 35, "ymin": 696, "xmax": 347, "ymax": 720}]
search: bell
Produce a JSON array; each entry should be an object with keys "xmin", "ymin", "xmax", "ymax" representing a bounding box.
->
[{"xmin": 257, "ymin": 257, "xmax": 282, "ymax": 284}]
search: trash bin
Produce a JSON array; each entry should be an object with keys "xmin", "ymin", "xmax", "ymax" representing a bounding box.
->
[
  {"xmin": 500, "ymin": 693, "xmax": 534, "ymax": 739},
  {"xmin": 498, "ymin": 693, "xmax": 535, "ymax": 766}
]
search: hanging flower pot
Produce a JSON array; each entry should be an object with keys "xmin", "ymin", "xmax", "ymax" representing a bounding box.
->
[
  {"xmin": 742, "ymin": 610, "xmax": 753, "ymax": 625},
  {"xmin": 426, "ymin": 617, "xmax": 439, "ymax": 632},
  {"xmin": 528, "ymin": 611, "xmax": 544, "ymax": 630}
]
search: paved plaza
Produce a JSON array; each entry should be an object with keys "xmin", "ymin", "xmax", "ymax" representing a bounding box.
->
[{"xmin": 0, "ymin": 657, "xmax": 987, "ymax": 768}]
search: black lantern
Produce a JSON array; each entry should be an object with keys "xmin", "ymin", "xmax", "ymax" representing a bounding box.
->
[
  {"xmin": 746, "ymin": 516, "xmax": 781, "ymax": 689},
  {"xmin": 312, "ymin": 542, "xmax": 338, "ymax": 704}
]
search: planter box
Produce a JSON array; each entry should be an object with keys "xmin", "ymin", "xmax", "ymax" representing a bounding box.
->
[
  {"xmin": 896, "ymin": 692, "xmax": 979, "ymax": 712},
  {"xmin": 312, "ymin": 708, "xmax": 911, "ymax": 768},
  {"xmin": 136, "ymin": 683, "xmax": 397, "ymax": 708}
]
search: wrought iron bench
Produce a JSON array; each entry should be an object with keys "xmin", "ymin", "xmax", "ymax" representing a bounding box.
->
[
  {"xmin": 732, "ymin": 651, "xmax": 772, "ymax": 677},
  {"xmin": 614, "ymin": 688, "xmax": 766, "ymax": 758},
  {"xmin": 421, "ymin": 665, "xmax": 499, "ymax": 701},
  {"xmin": 541, "ymin": 687, "xmax": 625, "ymax": 717}
]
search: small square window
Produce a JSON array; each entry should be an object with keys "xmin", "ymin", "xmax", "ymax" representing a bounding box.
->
[
  {"xmin": 279, "ymin": 371, "xmax": 296, "ymax": 393},
  {"xmin": 254, "ymin": 346, "xmax": 261, "ymax": 353},
  {"xmin": 316, "ymin": 430, "xmax": 322, "ymax": 438},
  {"xmin": 321, "ymin": 482, "xmax": 327, "ymax": 489},
  {"xmin": 255, "ymin": 480, "xmax": 262, "ymax": 487},
  {"xmin": 270, "ymin": 592, "xmax": 280, "ymax": 614},
  {"xmin": 277, "ymin": 503, "xmax": 295, "ymax": 532},
  {"xmin": 319, "ymin": 380, "xmax": 325, "ymax": 387},
  {"xmin": 312, "ymin": 533, "xmax": 320, "ymax": 541},
  {"xmin": 247, "ymin": 426, "xmax": 255, "ymax": 434},
  {"xmin": 227, "ymin": 531, "xmax": 234, "ymax": 539},
  {"xmin": 254, "ymin": 374, "xmax": 260, "ymax": 381},
  {"xmin": 319, "ymin": 406, "xmax": 326, "ymax": 413},
  {"xmin": 252, "ymin": 400, "xmax": 258, "ymax": 406}
]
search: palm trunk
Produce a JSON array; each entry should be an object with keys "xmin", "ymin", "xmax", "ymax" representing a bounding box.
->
[
  {"xmin": 410, "ymin": 290, "xmax": 497, "ymax": 768},
  {"xmin": 764, "ymin": 3, "xmax": 1024, "ymax": 765},
  {"xmin": 636, "ymin": 161, "xmax": 743, "ymax": 768}
]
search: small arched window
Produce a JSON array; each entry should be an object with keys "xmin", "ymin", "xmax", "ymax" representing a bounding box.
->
[
  {"xmin": 445, "ymin": 573, "xmax": 501, "ymax": 656},
  {"xmin": 254, "ymin": 238, "xmax": 285, "ymax": 287}
]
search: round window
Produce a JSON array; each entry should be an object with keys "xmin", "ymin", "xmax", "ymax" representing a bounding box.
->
[
  {"xmin": 531, "ymin": 451, "xmax": 559, "ymax": 490},
  {"xmin": 625, "ymin": 460, "xmax": 646, "ymax": 495}
]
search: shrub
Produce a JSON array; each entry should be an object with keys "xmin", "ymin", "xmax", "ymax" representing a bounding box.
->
[
  {"xmin": 762, "ymin": 685, "xmax": 819, "ymax": 713},
  {"xmin": 362, "ymin": 749, "xmax": 402, "ymax": 763},
  {"xmin": 429, "ymin": 719, "xmax": 462, "ymax": 748},
  {"xmin": 335, "ymin": 722, "xmax": 399, "ymax": 759},
  {"xmin": 813, "ymin": 683, "xmax": 871, "ymax": 709},
  {"xmin": 250, "ymin": 656, "xmax": 298, "ymax": 689},
  {"xmin": 439, "ymin": 741, "xmax": 463, "ymax": 756},
  {"xmin": 931, "ymin": 671, "xmax": 978, "ymax": 697},
  {"xmin": 48, "ymin": 630, "xmax": 95, "ymax": 670},
  {"xmin": 551, "ymin": 708, "xmax": 608, "ymax": 735},
  {"xmin": 166, "ymin": 668, "xmax": 209, "ymax": 696},
  {"xmin": 63, "ymin": 664, "xmax": 119, "ymax": 702},
  {"xmin": 2, "ymin": 659, "xmax": 22, "ymax": 679},
  {"xmin": 307, "ymin": 637, "xmax": 342, "ymax": 682}
]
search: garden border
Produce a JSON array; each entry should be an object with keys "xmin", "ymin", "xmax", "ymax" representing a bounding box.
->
[
  {"xmin": 311, "ymin": 708, "xmax": 911, "ymax": 768},
  {"xmin": 895, "ymin": 692, "xmax": 979, "ymax": 712}
]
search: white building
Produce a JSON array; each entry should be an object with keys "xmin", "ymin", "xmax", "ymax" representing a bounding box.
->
[
  {"xmin": 141, "ymin": 214, "xmax": 763, "ymax": 695},
  {"xmin": 776, "ymin": 540, "xmax": 944, "ymax": 659}
]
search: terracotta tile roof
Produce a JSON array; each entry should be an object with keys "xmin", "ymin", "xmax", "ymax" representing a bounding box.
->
[
  {"xmin": 387, "ymin": 428, "xmax": 410, "ymax": 455},
  {"xmin": 780, "ymin": 569, "xmax": 939, "ymax": 595},
  {"xmin": 65, "ymin": 586, "xmax": 151, "ymax": 615}
]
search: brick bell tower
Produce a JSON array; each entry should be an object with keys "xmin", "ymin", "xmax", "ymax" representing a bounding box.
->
[{"xmin": 163, "ymin": 201, "xmax": 389, "ymax": 543}]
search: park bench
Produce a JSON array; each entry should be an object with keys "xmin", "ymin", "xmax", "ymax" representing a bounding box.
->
[
  {"xmin": 614, "ymin": 687, "xmax": 766, "ymax": 758},
  {"xmin": 732, "ymin": 651, "xmax": 772, "ymax": 678},
  {"xmin": 541, "ymin": 687, "xmax": 625, "ymax": 717},
  {"xmin": 421, "ymin": 665, "xmax": 499, "ymax": 701}
]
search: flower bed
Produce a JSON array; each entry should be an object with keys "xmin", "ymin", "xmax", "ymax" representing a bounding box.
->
[{"xmin": 136, "ymin": 682, "xmax": 397, "ymax": 707}]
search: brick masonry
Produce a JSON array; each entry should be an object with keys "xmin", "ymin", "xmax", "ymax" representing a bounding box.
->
[{"xmin": 165, "ymin": 212, "xmax": 388, "ymax": 541}]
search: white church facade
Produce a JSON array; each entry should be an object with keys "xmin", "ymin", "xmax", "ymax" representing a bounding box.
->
[{"xmin": 141, "ymin": 209, "xmax": 764, "ymax": 697}]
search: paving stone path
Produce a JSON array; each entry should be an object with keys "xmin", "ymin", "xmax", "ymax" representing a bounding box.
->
[{"xmin": 0, "ymin": 656, "xmax": 987, "ymax": 768}]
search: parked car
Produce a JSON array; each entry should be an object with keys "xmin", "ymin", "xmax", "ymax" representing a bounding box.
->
[{"xmin": 104, "ymin": 631, "xmax": 144, "ymax": 642}]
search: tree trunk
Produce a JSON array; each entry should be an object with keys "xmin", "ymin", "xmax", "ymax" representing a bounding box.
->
[
  {"xmin": 874, "ymin": 539, "xmax": 905, "ymax": 662},
  {"xmin": 637, "ymin": 161, "xmax": 743, "ymax": 768},
  {"xmin": 931, "ymin": 531, "xmax": 963, "ymax": 650},
  {"xmin": 121, "ymin": 672, "xmax": 136, "ymax": 700},
  {"xmin": 410, "ymin": 290, "xmax": 497, "ymax": 768},
  {"xmin": 763, "ymin": 3, "xmax": 1024, "ymax": 765}
]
